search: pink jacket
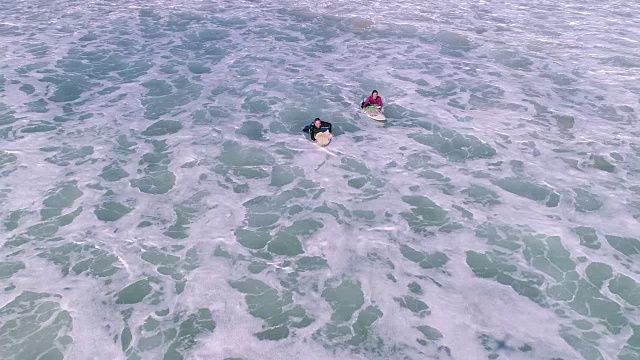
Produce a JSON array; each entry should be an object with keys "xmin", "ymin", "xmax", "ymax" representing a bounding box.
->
[{"xmin": 363, "ymin": 95, "xmax": 383, "ymax": 108}]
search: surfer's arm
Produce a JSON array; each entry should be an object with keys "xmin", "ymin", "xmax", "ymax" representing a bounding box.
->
[
  {"xmin": 309, "ymin": 128, "xmax": 316, "ymax": 141},
  {"xmin": 323, "ymin": 121, "xmax": 332, "ymax": 133}
]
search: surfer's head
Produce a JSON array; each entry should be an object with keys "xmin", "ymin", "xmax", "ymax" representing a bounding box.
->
[
  {"xmin": 372, "ymin": 90, "xmax": 378, "ymax": 99},
  {"xmin": 314, "ymin": 118, "xmax": 321, "ymax": 127}
]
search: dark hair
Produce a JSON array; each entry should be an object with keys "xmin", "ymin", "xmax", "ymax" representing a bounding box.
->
[
  {"xmin": 372, "ymin": 90, "xmax": 378, "ymax": 95},
  {"xmin": 314, "ymin": 118, "xmax": 321, "ymax": 122}
]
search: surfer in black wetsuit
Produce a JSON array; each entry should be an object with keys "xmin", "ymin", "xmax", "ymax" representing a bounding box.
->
[{"xmin": 308, "ymin": 118, "xmax": 332, "ymax": 143}]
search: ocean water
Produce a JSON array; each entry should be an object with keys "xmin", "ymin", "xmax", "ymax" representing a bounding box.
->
[{"xmin": 0, "ymin": 0, "xmax": 639, "ymax": 359}]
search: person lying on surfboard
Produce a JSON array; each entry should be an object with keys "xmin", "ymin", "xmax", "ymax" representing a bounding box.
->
[
  {"xmin": 308, "ymin": 118, "xmax": 332, "ymax": 143},
  {"xmin": 361, "ymin": 90, "xmax": 383, "ymax": 110}
]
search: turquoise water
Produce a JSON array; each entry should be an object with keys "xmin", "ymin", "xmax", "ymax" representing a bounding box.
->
[{"xmin": 1, "ymin": 0, "xmax": 639, "ymax": 359}]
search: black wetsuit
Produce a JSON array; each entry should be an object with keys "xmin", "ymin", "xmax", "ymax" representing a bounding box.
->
[{"xmin": 308, "ymin": 121, "xmax": 332, "ymax": 141}]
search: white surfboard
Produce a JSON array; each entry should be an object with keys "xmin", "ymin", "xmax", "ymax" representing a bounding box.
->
[
  {"xmin": 314, "ymin": 131, "xmax": 332, "ymax": 147},
  {"xmin": 364, "ymin": 106, "xmax": 386, "ymax": 121}
]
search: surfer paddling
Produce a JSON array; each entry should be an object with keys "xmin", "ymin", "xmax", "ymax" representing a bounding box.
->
[
  {"xmin": 361, "ymin": 90, "xmax": 383, "ymax": 110},
  {"xmin": 308, "ymin": 118, "xmax": 332, "ymax": 143}
]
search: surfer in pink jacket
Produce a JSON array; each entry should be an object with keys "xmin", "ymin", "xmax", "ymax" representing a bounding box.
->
[{"xmin": 361, "ymin": 90, "xmax": 383, "ymax": 110}]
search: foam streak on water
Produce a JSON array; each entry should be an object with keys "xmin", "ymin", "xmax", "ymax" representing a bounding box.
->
[{"xmin": 0, "ymin": 0, "xmax": 639, "ymax": 359}]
